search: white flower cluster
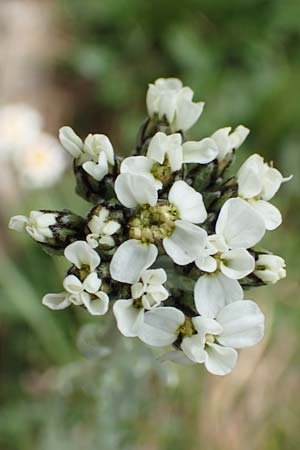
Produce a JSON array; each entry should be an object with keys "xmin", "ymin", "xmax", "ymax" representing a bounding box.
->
[
  {"xmin": 0, "ymin": 103, "xmax": 67, "ymax": 189},
  {"xmin": 9, "ymin": 78, "xmax": 291, "ymax": 376}
]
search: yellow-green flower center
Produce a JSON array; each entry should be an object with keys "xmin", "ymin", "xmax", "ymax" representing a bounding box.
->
[
  {"xmin": 129, "ymin": 202, "xmax": 178, "ymax": 244},
  {"xmin": 151, "ymin": 154, "xmax": 173, "ymax": 185}
]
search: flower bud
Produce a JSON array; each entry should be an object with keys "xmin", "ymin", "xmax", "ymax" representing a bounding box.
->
[
  {"xmin": 146, "ymin": 78, "xmax": 204, "ymax": 132},
  {"xmin": 254, "ymin": 254, "xmax": 286, "ymax": 284},
  {"xmin": 9, "ymin": 210, "xmax": 86, "ymax": 254},
  {"xmin": 59, "ymin": 126, "xmax": 83, "ymax": 158}
]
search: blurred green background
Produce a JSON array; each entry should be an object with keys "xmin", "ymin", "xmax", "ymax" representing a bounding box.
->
[{"xmin": 0, "ymin": 0, "xmax": 300, "ymax": 449}]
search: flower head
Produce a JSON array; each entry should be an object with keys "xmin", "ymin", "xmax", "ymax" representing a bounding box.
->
[{"xmin": 8, "ymin": 77, "xmax": 290, "ymax": 376}]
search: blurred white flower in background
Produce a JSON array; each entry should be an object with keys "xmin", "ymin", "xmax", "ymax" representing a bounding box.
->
[
  {"xmin": 0, "ymin": 103, "xmax": 67, "ymax": 192},
  {"xmin": 0, "ymin": 103, "xmax": 43, "ymax": 158},
  {"xmin": 17, "ymin": 132, "xmax": 67, "ymax": 188}
]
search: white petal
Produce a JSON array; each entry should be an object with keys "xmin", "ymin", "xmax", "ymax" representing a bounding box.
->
[
  {"xmin": 59, "ymin": 126, "xmax": 83, "ymax": 158},
  {"xmin": 82, "ymin": 156, "xmax": 108, "ymax": 181},
  {"xmin": 86, "ymin": 234, "xmax": 99, "ymax": 249},
  {"xmin": 216, "ymin": 198, "xmax": 265, "ymax": 249},
  {"xmin": 121, "ymin": 155, "xmax": 154, "ymax": 178},
  {"xmin": 42, "ymin": 292, "xmax": 71, "ymax": 310},
  {"xmin": 34, "ymin": 212, "xmax": 57, "ymax": 228},
  {"xmin": 251, "ymin": 200, "xmax": 282, "ymax": 231},
  {"xmin": 138, "ymin": 306, "xmax": 185, "ymax": 347},
  {"xmin": 168, "ymin": 180, "xmax": 207, "ymax": 223},
  {"xmin": 210, "ymin": 127, "xmax": 231, "ymax": 160},
  {"xmin": 238, "ymin": 167, "xmax": 262, "ymax": 199},
  {"xmin": 131, "ymin": 282, "xmax": 145, "ymax": 299},
  {"xmin": 204, "ymin": 343, "xmax": 238, "ymax": 376},
  {"xmin": 163, "ymin": 220, "xmax": 207, "ymax": 265},
  {"xmin": 63, "ymin": 274, "xmax": 83, "ymax": 294},
  {"xmin": 237, "ymin": 154, "xmax": 264, "ymax": 198},
  {"xmin": 174, "ymin": 98, "xmax": 204, "ymax": 132},
  {"xmin": 192, "ymin": 316, "xmax": 223, "ymax": 336},
  {"xmin": 145, "ymin": 285, "xmax": 169, "ymax": 303},
  {"xmin": 102, "ymin": 220, "xmax": 121, "ymax": 236},
  {"xmin": 195, "ymin": 255, "xmax": 218, "ymax": 273},
  {"xmin": 220, "ymin": 248, "xmax": 255, "ymax": 279},
  {"xmin": 182, "ymin": 138, "xmax": 218, "ymax": 164},
  {"xmin": 261, "ymin": 166, "xmax": 284, "ymax": 201},
  {"xmin": 194, "ymin": 273, "xmax": 243, "ymax": 318},
  {"xmin": 229, "ymin": 125, "xmax": 250, "ymax": 149},
  {"xmin": 81, "ymin": 291, "xmax": 109, "ymax": 316},
  {"xmin": 110, "ymin": 240, "xmax": 158, "ymax": 284},
  {"xmin": 217, "ymin": 300, "xmax": 265, "ymax": 349},
  {"xmin": 181, "ymin": 335, "xmax": 206, "ymax": 363},
  {"xmin": 141, "ymin": 268, "xmax": 167, "ymax": 286},
  {"xmin": 82, "ymin": 272, "xmax": 102, "ymax": 293},
  {"xmin": 8, "ymin": 215, "xmax": 29, "ymax": 232},
  {"xmin": 64, "ymin": 241, "xmax": 100, "ymax": 271},
  {"xmin": 113, "ymin": 299, "xmax": 144, "ymax": 337},
  {"xmin": 147, "ymin": 132, "xmax": 168, "ymax": 164},
  {"xmin": 115, "ymin": 173, "xmax": 158, "ymax": 208}
]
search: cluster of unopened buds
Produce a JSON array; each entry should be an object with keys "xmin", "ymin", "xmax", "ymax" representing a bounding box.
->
[{"xmin": 9, "ymin": 78, "xmax": 292, "ymax": 375}]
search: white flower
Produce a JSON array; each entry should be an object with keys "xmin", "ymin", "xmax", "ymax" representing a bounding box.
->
[
  {"xmin": 195, "ymin": 198, "xmax": 265, "ymax": 280},
  {"xmin": 121, "ymin": 132, "xmax": 183, "ymax": 189},
  {"xmin": 43, "ymin": 241, "xmax": 109, "ymax": 315},
  {"xmin": 64, "ymin": 240, "xmax": 100, "ymax": 271},
  {"xmin": 159, "ymin": 288, "xmax": 264, "ymax": 375},
  {"xmin": 15, "ymin": 132, "xmax": 67, "ymax": 188},
  {"xmin": 237, "ymin": 154, "xmax": 292, "ymax": 230},
  {"xmin": 113, "ymin": 268, "xmax": 169, "ymax": 337},
  {"xmin": 210, "ymin": 125, "xmax": 250, "ymax": 161},
  {"xmin": 9, "ymin": 211, "xmax": 57, "ymax": 242},
  {"xmin": 0, "ymin": 103, "xmax": 43, "ymax": 160},
  {"xmin": 43, "ymin": 277, "xmax": 109, "ymax": 316},
  {"xmin": 111, "ymin": 178, "xmax": 207, "ymax": 280},
  {"xmin": 146, "ymin": 78, "xmax": 204, "ymax": 132},
  {"xmin": 180, "ymin": 300, "xmax": 264, "ymax": 375},
  {"xmin": 59, "ymin": 127, "xmax": 114, "ymax": 181},
  {"xmin": 254, "ymin": 254, "xmax": 286, "ymax": 284},
  {"xmin": 82, "ymin": 133, "xmax": 114, "ymax": 181},
  {"xmin": 87, "ymin": 207, "xmax": 121, "ymax": 248}
]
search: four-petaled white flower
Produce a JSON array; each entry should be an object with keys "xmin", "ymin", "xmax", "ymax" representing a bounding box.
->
[
  {"xmin": 140, "ymin": 289, "xmax": 264, "ymax": 376},
  {"xmin": 195, "ymin": 198, "xmax": 265, "ymax": 291},
  {"xmin": 210, "ymin": 125, "xmax": 250, "ymax": 161},
  {"xmin": 237, "ymin": 154, "xmax": 292, "ymax": 230},
  {"xmin": 59, "ymin": 127, "xmax": 115, "ymax": 181},
  {"xmin": 146, "ymin": 78, "xmax": 204, "ymax": 132},
  {"xmin": 179, "ymin": 299, "xmax": 264, "ymax": 376},
  {"xmin": 254, "ymin": 254, "xmax": 286, "ymax": 284},
  {"xmin": 43, "ymin": 241, "xmax": 109, "ymax": 315},
  {"xmin": 121, "ymin": 132, "xmax": 183, "ymax": 189},
  {"xmin": 113, "ymin": 268, "xmax": 169, "ymax": 337},
  {"xmin": 9, "ymin": 211, "xmax": 57, "ymax": 243},
  {"xmin": 87, "ymin": 207, "xmax": 121, "ymax": 248}
]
